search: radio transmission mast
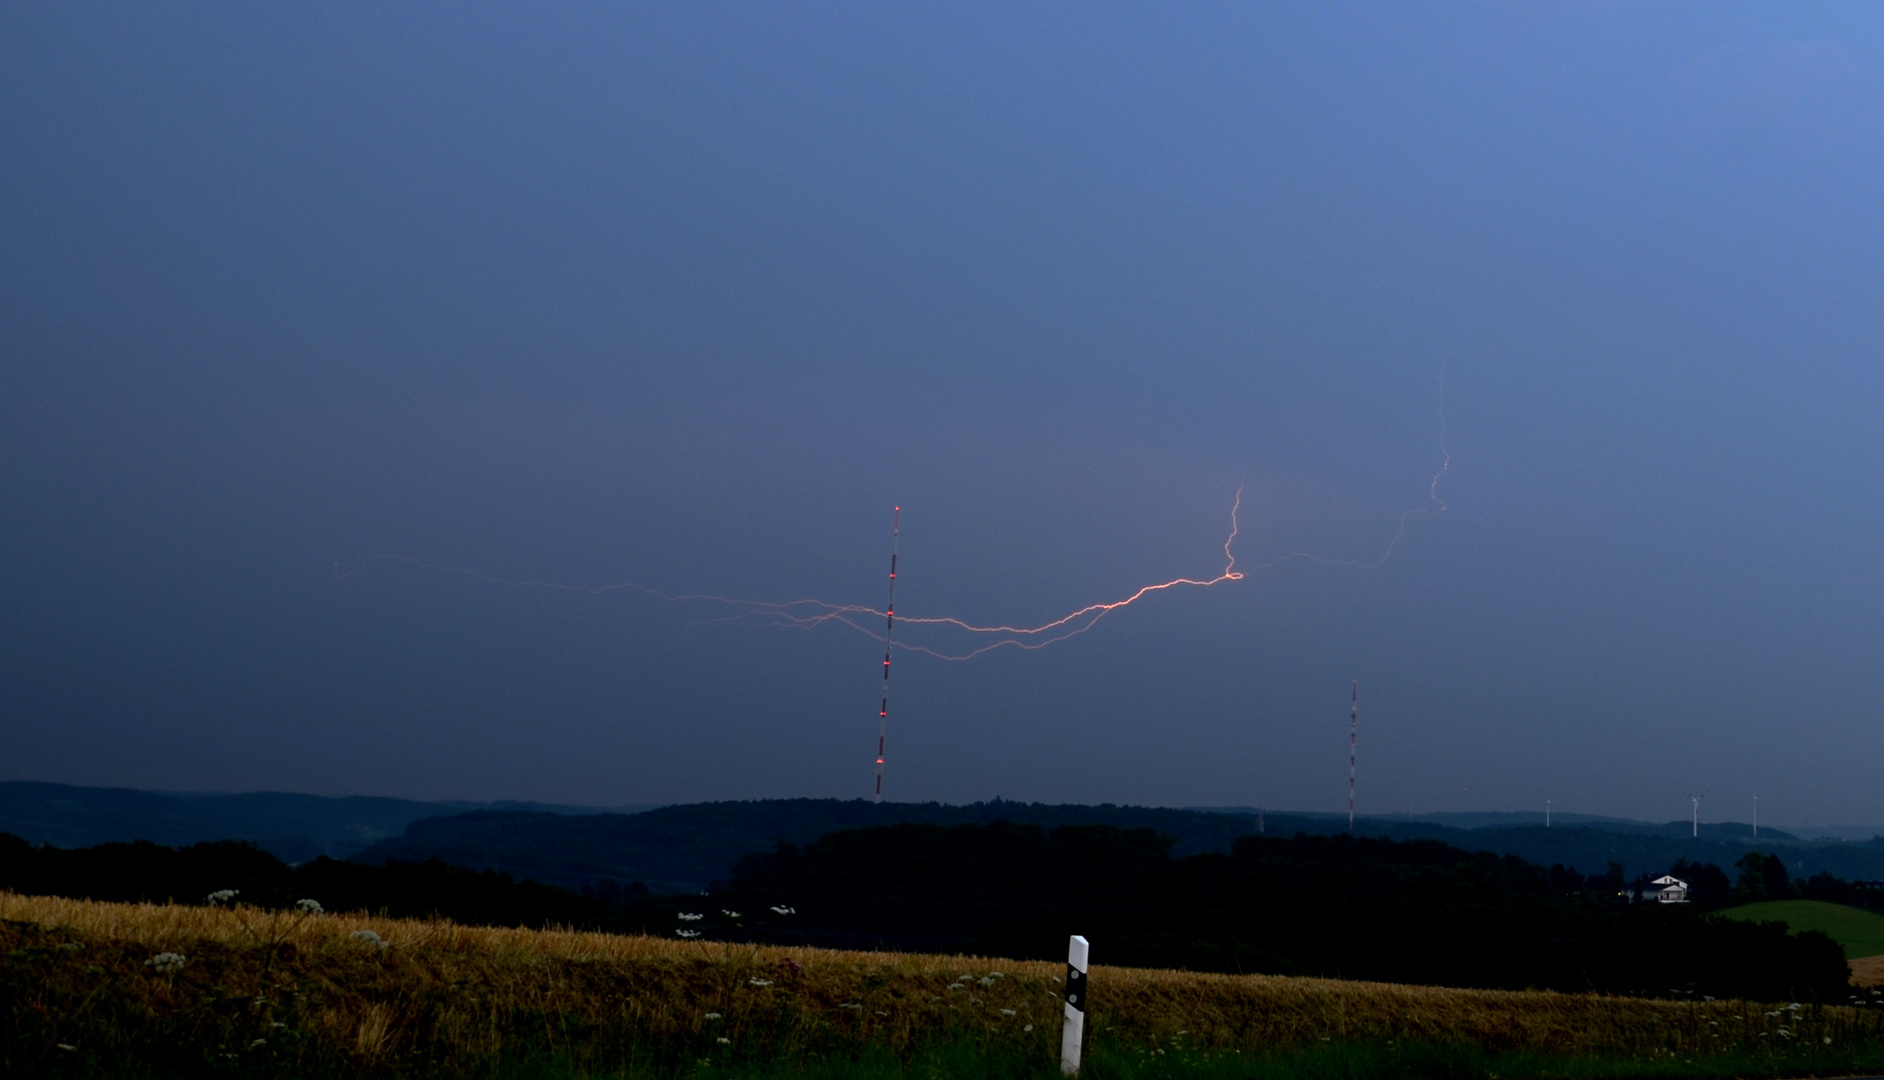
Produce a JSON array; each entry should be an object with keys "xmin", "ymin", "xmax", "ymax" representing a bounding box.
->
[
  {"xmin": 872, "ymin": 507, "xmax": 900, "ymax": 803},
  {"xmin": 1348, "ymin": 680, "xmax": 1358, "ymax": 833}
]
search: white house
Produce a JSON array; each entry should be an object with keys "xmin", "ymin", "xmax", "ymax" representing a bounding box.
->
[{"xmin": 1647, "ymin": 874, "xmax": 1689, "ymax": 903}]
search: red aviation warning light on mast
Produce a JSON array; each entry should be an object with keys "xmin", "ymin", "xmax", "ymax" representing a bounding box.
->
[{"xmin": 873, "ymin": 507, "xmax": 900, "ymax": 803}]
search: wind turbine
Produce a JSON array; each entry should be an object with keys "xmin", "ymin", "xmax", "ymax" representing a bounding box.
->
[{"xmin": 1687, "ymin": 792, "xmax": 1707, "ymax": 838}]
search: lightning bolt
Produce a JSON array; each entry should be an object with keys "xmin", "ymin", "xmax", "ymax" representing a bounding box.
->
[{"xmin": 337, "ymin": 395, "xmax": 1450, "ymax": 662}]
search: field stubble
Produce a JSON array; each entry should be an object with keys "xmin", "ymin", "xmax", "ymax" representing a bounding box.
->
[{"xmin": 4, "ymin": 892, "xmax": 1883, "ymax": 1078}]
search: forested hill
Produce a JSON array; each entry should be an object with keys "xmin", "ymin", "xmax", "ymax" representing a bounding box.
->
[
  {"xmin": 8, "ymin": 782, "xmax": 1879, "ymax": 893},
  {"xmin": 0, "ymin": 781, "xmax": 651, "ymax": 863},
  {"xmin": 0, "ymin": 823, "xmax": 1855, "ymax": 1002},
  {"xmin": 352, "ymin": 798, "xmax": 1884, "ymax": 894},
  {"xmin": 714, "ymin": 822, "xmax": 1853, "ymax": 1000},
  {"xmin": 352, "ymin": 800, "xmax": 1270, "ymax": 893}
]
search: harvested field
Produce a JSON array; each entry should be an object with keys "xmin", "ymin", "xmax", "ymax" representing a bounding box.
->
[{"xmin": 5, "ymin": 891, "xmax": 1884, "ymax": 1078}]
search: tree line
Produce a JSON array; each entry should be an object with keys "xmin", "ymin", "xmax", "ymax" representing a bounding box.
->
[
  {"xmin": 719, "ymin": 823, "xmax": 1854, "ymax": 1001},
  {"xmin": 0, "ymin": 824, "xmax": 1859, "ymax": 1002}
]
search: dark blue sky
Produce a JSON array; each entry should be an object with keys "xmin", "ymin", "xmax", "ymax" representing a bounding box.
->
[{"xmin": 4, "ymin": 3, "xmax": 1882, "ymax": 824}]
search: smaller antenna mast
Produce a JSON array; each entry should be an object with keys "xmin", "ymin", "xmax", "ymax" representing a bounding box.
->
[
  {"xmin": 872, "ymin": 507, "xmax": 900, "ymax": 804},
  {"xmin": 1347, "ymin": 680, "xmax": 1358, "ymax": 833}
]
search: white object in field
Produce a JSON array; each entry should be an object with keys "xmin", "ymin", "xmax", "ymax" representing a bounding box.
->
[{"xmin": 1061, "ymin": 934, "xmax": 1090, "ymax": 1076}]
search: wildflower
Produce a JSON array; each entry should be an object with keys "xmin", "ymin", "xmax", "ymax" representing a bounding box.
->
[
  {"xmin": 351, "ymin": 929, "xmax": 386, "ymax": 948},
  {"xmin": 978, "ymin": 976, "xmax": 997, "ymax": 987},
  {"xmin": 1000, "ymin": 1008, "xmax": 1017, "ymax": 1016},
  {"xmin": 1825, "ymin": 1037, "xmax": 1834, "ymax": 1045},
  {"xmin": 57, "ymin": 1044, "xmax": 76, "ymax": 1052},
  {"xmin": 748, "ymin": 978, "xmax": 772, "ymax": 987},
  {"xmin": 676, "ymin": 929, "xmax": 702, "ymax": 939},
  {"xmin": 207, "ymin": 889, "xmax": 238, "ymax": 905},
  {"xmin": 1787, "ymin": 1002, "xmax": 1802, "ymax": 1010},
  {"xmin": 770, "ymin": 905, "xmax": 795, "ymax": 915},
  {"xmin": 249, "ymin": 1039, "xmax": 267, "ymax": 1049},
  {"xmin": 295, "ymin": 899, "xmax": 323, "ymax": 914},
  {"xmin": 146, "ymin": 952, "xmax": 187, "ymax": 973},
  {"xmin": 874, "ymin": 1009, "xmax": 887, "ymax": 1016},
  {"xmin": 55, "ymin": 942, "xmax": 82, "ymax": 951},
  {"xmin": 840, "ymin": 1002, "xmax": 862, "ymax": 1010},
  {"xmin": 1024, "ymin": 1024, "xmax": 1033, "ymax": 1032},
  {"xmin": 717, "ymin": 1037, "xmax": 732, "ymax": 1044},
  {"xmin": 271, "ymin": 1023, "xmax": 287, "ymax": 1030},
  {"xmin": 704, "ymin": 1013, "xmax": 723, "ymax": 1020},
  {"xmin": 721, "ymin": 910, "xmax": 742, "ymax": 919},
  {"xmin": 678, "ymin": 912, "xmax": 704, "ymax": 921}
]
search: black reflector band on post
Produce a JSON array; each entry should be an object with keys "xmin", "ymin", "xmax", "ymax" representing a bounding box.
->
[{"xmin": 1064, "ymin": 966, "xmax": 1087, "ymax": 1011}]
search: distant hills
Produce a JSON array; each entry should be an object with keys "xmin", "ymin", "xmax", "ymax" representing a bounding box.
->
[
  {"xmin": 1253, "ymin": 808, "xmax": 1807, "ymax": 840},
  {"xmin": 353, "ymin": 800, "xmax": 1271, "ymax": 893},
  {"xmin": 0, "ymin": 781, "xmax": 655, "ymax": 863},
  {"xmin": 357, "ymin": 800, "xmax": 1884, "ymax": 895},
  {"xmin": 5, "ymin": 782, "xmax": 1882, "ymax": 894}
]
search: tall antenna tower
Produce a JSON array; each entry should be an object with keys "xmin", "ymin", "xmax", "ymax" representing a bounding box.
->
[
  {"xmin": 872, "ymin": 507, "xmax": 900, "ymax": 803},
  {"xmin": 1348, "ymin": 680, "xmax": 1358, "ymax": 833}
]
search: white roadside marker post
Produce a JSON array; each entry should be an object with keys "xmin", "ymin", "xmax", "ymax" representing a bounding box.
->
[{"xmin": 1061, "ymin": 934, "xmax": 1090, "ymax": 1076}]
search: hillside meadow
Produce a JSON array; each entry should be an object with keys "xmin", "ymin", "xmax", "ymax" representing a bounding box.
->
[
  {"xmin": 6, "ymin": 892, "xmax": 1884, "ymax": 1079},
  {"xmin": 1719, "ymin": 900, "xmax": 1884, "ymax": 961}
]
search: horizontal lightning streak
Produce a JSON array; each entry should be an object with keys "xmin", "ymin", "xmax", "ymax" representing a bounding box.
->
[{"xmin": 336, "ymin": 392, "xmax": 1450, "ymax": 661}]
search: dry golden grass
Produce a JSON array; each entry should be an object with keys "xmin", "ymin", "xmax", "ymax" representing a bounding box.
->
[
  {"xmin": 5, "ymin": 891, "xmax": 1882, "ymax": 1077},
  {"xmin": 1854, "ymin": 955, "xmax": 1884, "ymax": 987}
]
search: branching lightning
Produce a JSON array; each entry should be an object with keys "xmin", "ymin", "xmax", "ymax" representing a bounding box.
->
[{"xmin": 335, "ymin": 404, "xmax": 1451, "ymax": 663}]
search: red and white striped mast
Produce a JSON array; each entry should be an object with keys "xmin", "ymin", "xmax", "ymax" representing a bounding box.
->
[{"xmin": 873, "ymin": 507, "xmax": 900, "ymax": 803}]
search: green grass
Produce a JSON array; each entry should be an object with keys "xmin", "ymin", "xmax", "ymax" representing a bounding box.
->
[
  {"xmin": 1718, "ymin": 900, "xmax": 1884, "ymax": 959},
  {"xmin": 489, "ymin": 1037, "xmax": 1884, "ymax": 1080}
]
